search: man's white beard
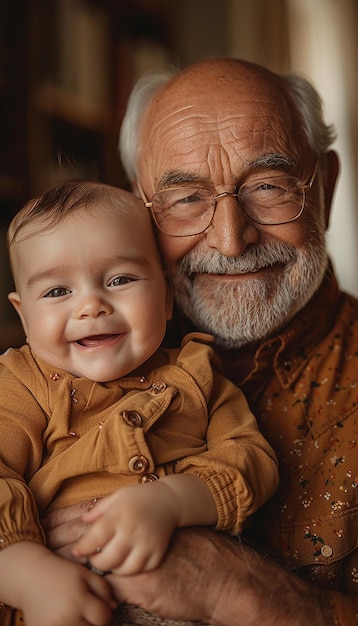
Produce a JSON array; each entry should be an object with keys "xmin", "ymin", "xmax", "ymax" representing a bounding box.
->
[{"xmin": 170, "ymin": 239, "xmax": 328, "ymax": 349}]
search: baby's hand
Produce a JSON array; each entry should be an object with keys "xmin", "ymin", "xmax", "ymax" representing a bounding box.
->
[
  {"xmin": 73, "ymin": 482, "xmax": 179, "ymax": 575},
  {"xmin": 0, "ymin": 542, "xmax": 116, "ymax": 626}
]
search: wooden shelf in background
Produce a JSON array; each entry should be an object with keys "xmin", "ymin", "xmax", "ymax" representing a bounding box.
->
[
  {"xmin": 0, "ymin": 175, "xmax": 23, "ymax": 198},
  {"xmin": 31, "ymin": 82, "xmax": 112, "ymax": 132}
]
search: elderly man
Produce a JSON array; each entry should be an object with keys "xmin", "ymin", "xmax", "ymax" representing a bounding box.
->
[{"xmin": 46, "ymin": 58, "xmax": 357, "ymax": 626}]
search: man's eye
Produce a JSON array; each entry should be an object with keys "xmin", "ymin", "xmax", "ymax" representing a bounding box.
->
[
  {"xmin": 44, "ymin": 287, "xmax": 70, "ymax": 298},
  {"xmin": 109, "ymin": 276, "xmax": 135, "ymax": 287},
  {"xmin": 175, "ymin": 192, "xmax": 203, "ymax": 205}
]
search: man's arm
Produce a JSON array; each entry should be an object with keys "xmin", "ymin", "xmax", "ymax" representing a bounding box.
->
[
  {"xmin": 44, "ymin": 506, "xmax": 343, "ymax": 626},
  {"xmin": 108, "ymin": 529, "xmax": 338, "ymax": 626}
]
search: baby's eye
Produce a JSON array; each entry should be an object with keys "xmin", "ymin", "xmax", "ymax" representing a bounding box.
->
[
  {"xmin": 109, "ymin": 275, "xmax": 136, "ymax": 287},
  {"xmin": 44, "ymin": 286, "xmax": 70, "ymax": 298}
]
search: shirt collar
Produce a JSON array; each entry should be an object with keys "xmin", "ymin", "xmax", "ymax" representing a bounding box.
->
[{"xmin": 247, "ymin": 265, "xmax": 341, "ymax": 388}]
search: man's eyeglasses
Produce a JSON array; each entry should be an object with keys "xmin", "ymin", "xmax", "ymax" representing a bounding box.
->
[{"xmin": 138, "ymin": 161, "xmax": 319, "ymax": 237}]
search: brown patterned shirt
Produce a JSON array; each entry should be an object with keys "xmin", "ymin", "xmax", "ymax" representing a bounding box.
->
[{"xmin": 214, "ymin": 267, "xmax": 358, "ymax": 624}]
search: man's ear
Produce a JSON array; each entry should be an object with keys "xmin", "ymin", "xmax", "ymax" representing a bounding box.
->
[
  {"xmin": 164, "ymin": 275, "xmax": 174, "ymax": 321},
  {"xmin": 322, "ymin": 150, "xmax": 340, "ymax": 230},
  {"xmin": 8, "ymin": 292, "xmax": 27, "ymax": 335}
]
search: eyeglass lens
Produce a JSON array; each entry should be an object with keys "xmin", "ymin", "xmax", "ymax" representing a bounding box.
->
[{"xmin": 151, "ymin": 175, "xmax": 306, "ymax": 235}]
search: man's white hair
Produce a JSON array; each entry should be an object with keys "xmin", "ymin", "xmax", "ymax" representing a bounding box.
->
[{"xmin": 119, "ymin": 69, "xmax": 177, "ymax": 183}]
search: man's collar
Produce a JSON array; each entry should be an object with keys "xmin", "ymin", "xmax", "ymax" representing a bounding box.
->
[{"xmin": 250, "ymin": 265, "xmax": 341, "ymax": 388}]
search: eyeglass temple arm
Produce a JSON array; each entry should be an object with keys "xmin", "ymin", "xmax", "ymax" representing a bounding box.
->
[
  {"xmin": 305, "ymin": 159, "xmax": 320, "ymax": 190},
  {"xmin": 136, "ymin": 180, "xmax": 152, "ymax": 207}
]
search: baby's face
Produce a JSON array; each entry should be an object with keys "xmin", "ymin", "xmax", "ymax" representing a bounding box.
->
[{"xmin": 9, "ymin": 203, "xmax": 172, "ymax": 382}]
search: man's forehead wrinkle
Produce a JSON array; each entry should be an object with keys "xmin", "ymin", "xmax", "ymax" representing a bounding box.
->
[
  {"xmin": 149, "ymin": 103, "xmax": 195, "ymax": 134},
  {"xmin": 145, "ymin": 108, "xmax": 211, "ymax": 157},
  {"xmin": 153, "ymin": 120, "xmax": 296, "ymax": 189},
  {"xmin": 147, "ymin": 77, "xmax": 286, "ymax": 141},
  {"xmin": 141, "ymin": 64, "xmax": 307, "ymax": 185}
]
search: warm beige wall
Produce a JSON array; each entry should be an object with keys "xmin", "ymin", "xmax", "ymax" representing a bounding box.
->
[
  {"xmin": 226, "ymin": 0, "xmax": 291, "ymax": 71},
  {"xmin": 286, "ymin": 0, "xmax": 358, "ymax": 297}
]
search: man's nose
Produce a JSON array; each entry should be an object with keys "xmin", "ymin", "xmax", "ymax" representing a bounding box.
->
[
  {"xmin": 205, "ymin": 194, "xmax": 260, "ymax": 257},
  {"xmin": 74, "ymin": 294, "xmax": 113, "ymax": 319}
]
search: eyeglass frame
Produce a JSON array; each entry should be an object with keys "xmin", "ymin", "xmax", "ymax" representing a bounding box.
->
[{"xmin": 137, "ymin": 159, "xmax": 320, "ymax": 237}]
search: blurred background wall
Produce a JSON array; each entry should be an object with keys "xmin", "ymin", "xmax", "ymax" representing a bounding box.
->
[{"xmin": 1, "ymin": 0, "xmax": 357, "ymax": 348}]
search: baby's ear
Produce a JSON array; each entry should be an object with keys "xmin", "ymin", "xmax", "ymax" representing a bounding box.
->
[
  {"xmin": 164, "ymin": 274, "xmax": 174, "ymax": 321},
  {"xmin": 8, "ymin": 292, "xmax": 28, "ymax": 335}
]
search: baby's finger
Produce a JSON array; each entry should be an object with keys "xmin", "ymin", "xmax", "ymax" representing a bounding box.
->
[{"xmin": 73, "ymin": 524, "xmax": 113, "ymax": 559}]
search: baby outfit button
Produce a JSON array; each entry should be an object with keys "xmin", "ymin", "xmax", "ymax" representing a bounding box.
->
[
  {"xmin": 320, "ymin": 544, "xmax": 333, "ymax": 558},
  {"xmin": 121, "ymin": 410, "xmax": 143, "ymax": 427},
  {"xmin": 128, "ymin": 455, "xmax": 149, "ymax": 473},
  {"xmin": 140, "ymin": 473, "xmax": 159, "ymax": 484},
  {"xmin": 150, "ymin": 382, "xmax": 167, "ymax": 395}
]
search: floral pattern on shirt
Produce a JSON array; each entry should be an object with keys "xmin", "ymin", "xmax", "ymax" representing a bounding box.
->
[{"xmin": 233, "ymin": 273, "xmax": 358, "ymax": 597}]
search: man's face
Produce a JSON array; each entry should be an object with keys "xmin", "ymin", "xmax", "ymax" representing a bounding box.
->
[{"xmin": 137, "ymin": 61, "xmax": 328, "ymax": 348}]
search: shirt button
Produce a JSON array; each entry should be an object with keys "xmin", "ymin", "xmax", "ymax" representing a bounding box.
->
[
  {"xmin": 150, "ymin": 382, "xmax": 167, "ymax": 395},
  {"xmin": 128, "ymin": 455, "xmax": 149, "ymax": 473},
  {"xmin": 140, "ymin": 473, "xmax": 159, "ymax": 484},
  {"xmin": 121, "ymin": 410, "xmax": 143, "ymax": 427},
  {"xmin": 320, "ymin": 544, "xmax": 333, "ymax": 558}
]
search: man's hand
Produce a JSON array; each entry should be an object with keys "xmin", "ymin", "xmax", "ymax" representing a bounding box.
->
[{"xmin": 43, "ymin": 499, "xmax": 97, "ymax": 561}]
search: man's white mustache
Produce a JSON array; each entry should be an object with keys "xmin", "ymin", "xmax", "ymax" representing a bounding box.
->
[{"xmin": 178, "ymin": 243, "xmax": 297, "ymax": 276}]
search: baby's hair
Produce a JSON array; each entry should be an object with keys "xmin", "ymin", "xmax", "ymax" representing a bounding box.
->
[
  {"xmin": 7, "ymin": 180, "xmax": 138, "ymax": 247},
  {"xmin": 7, "ymin": 180, "xmax": 164, "ymax": 288}
]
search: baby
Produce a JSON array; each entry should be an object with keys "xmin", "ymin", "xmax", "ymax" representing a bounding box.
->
[{"xmin": 0, "ymin": 181, "xmax": 278, "ymax": 626}]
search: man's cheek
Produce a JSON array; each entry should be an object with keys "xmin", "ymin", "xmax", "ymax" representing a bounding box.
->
[{"xmin": 158, "ymin": 233, "xmax": 202, "ymax": 264}]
